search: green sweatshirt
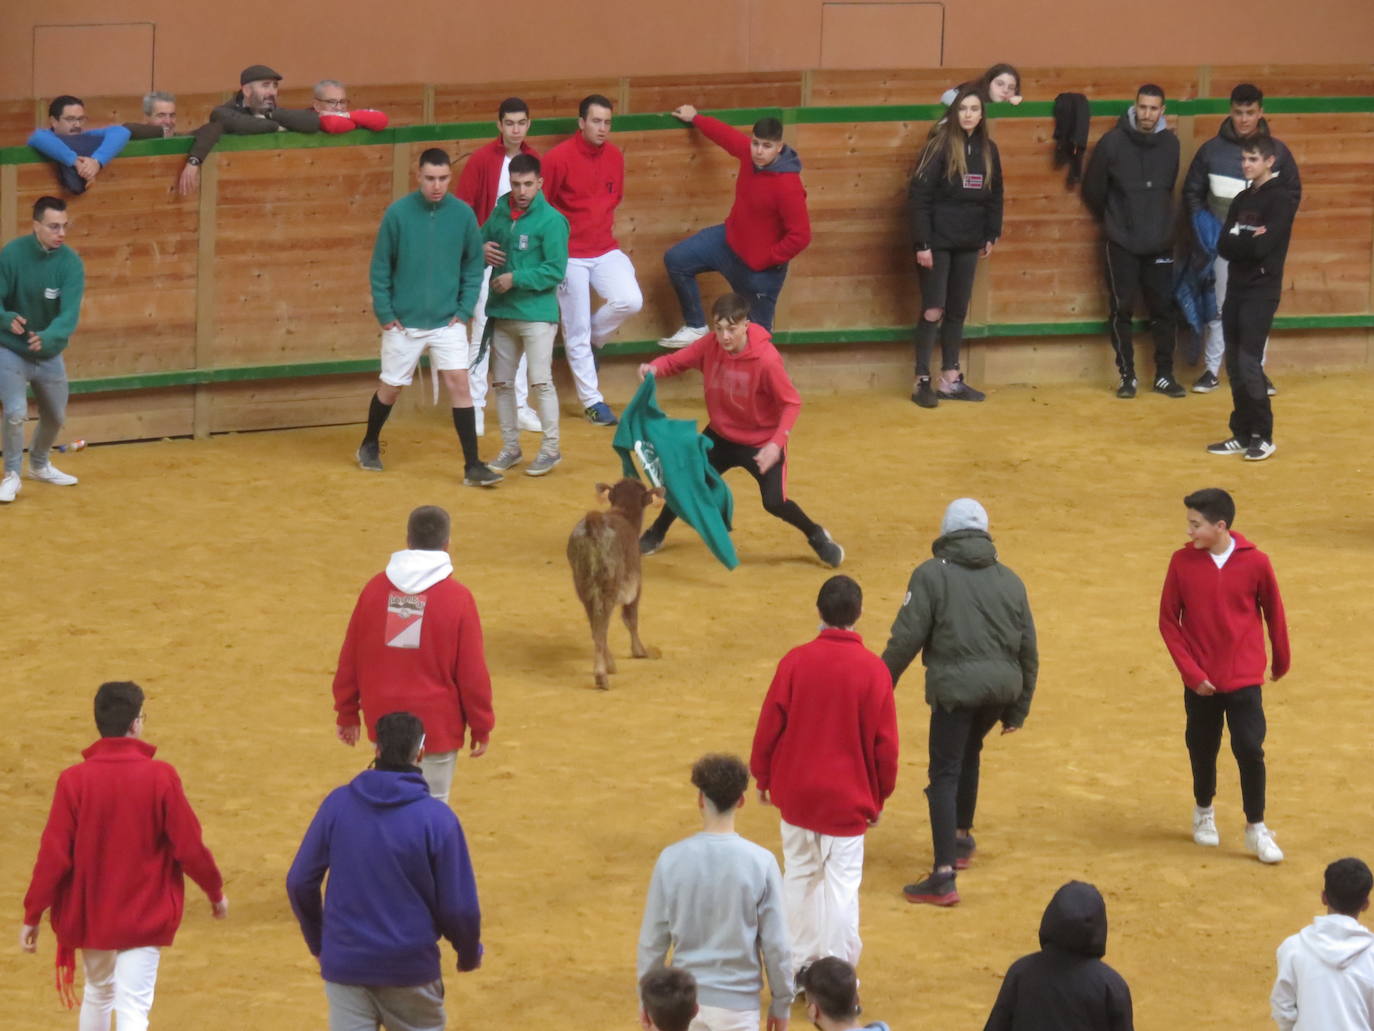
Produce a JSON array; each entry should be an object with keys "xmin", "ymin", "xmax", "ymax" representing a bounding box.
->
[
  {"xmin": 0, "ymin": 234, "xmax": 85, "ymax": 360},
  {"xmin": 369, "ymin": 192, "xmax": 483, "ymax": 329},
  {"xmin": 480, "ymin": 192, "xmax": 569, "ymax": 324}
]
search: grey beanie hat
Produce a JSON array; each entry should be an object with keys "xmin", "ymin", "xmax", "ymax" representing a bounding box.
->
[{"xmin": 941, "ymin": 498, "xmax": 989, "ymax": 535}]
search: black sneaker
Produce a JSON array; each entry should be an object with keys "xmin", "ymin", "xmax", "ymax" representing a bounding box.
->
[
  {"xmin": 1116, "ymin": 375, "xmax": 1137, "ymax": 399},
  {"xmin": 912, "ymin": 379, "xmax": 939, "ymax": 409},
  {"xmin": 640, "ymin": 528, "xmax": 665, "ymax": 556},
  {"xmin": 1244, "ymin": 437, "xmax": 1276, "ymax": 462},
  {"xmin": 807, "ymin": 527, "xmax": 844, "ymax": 568},
  {"xmin": 1206, "ymin": 437, "xmax": 1247, "ymax": 456},
  {"xmin": 1264, "ymin": 375, "xmax": 1277, "ymax": 397},
  {"xmin": 462, "ymin": 463, "xmax": 504, "ymax": 487},
  {"xmin": 356, "ymin": 441, "xmax": 383, "ymax": 471},
  {"xmin": 936, "ymin": 374, "xmax": 985, "ymax": 402},
  {"xmin": 903, "ymin": 870, "xmax": 959, "ymax": 907},
  {"xmin": 1153, "ymin": 375, "xmax": 1187, "ymax": 399},
  {"xmin": 954, "ymin": 834, "xmax": 977, "ymax": 871},
  {"xmin": 1192, "ymin": 370, "xmax": 1220, "ymax": 393}
]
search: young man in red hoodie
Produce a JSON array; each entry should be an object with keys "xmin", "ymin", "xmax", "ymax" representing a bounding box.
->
[
  {"xmin": 333, "ymin": 505, "xmax": 495, "ymax": 802},
  {"xmin": 659, "ymin": 107, "xmax": 811, "ymax": 347},
  {"xmin": 541, "ymin": 94, "xmax": 643, "ymax": 427},
  {"xmin": 21, "ymin": 680, "xmax": 227, "ymax": 1029},
  {"xmin": 456, "ymin": 96, "xmax": 541, "ymax": 438},
  {"xmin": 637, "ymin": 291, "xmax": 843, "ymax": 567},
  {"xmin": 751, "ymin": 575, "xmax": 898, "ymax": 970},
  {"xmin": 1159, "ymin": 487, "xmax": 1290, "ymax": 864}
]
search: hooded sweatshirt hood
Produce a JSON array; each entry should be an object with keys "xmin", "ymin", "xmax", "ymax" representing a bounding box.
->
[
  {"xmin": 941, "ymin": 497, "xmax": 989, "ymax": 535},
  {"xmin": 1124, "ymin": 105, "xmax": 1169, "ymax": 139},
  {"xmin": 759, "ymin": 143, "xmax": 802, "ymax": 174},
  {"xmin": 347, "ymin": 767, "xmax": 433, "ymax": 809},
  {"xmin": 385, "ymin": 548, "xmax": 453, "ymax": 594},
  {"xmin": 1298, "ymin": 914, "xmax": 1374, "ymax": 969},
  {"xmin": 932, "ymin": 528, "xmax": 998, "ymax": 568},
  {"xmin": 1039, "ymin": 880, "xmax": 1109, "ymax": 958}
]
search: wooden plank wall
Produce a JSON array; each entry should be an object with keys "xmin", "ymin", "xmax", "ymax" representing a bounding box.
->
[{"xmin": 0, "ymin": 64, "xmax": 1369, "ymax": 443}]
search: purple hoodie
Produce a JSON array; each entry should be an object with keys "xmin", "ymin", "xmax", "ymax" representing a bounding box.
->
[{"xmin": 286, "ymin": 768, "xmax": 482, "ymax": 985}]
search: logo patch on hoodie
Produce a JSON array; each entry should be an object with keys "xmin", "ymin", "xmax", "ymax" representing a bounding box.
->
[
  {"xmin": 385, "ymin": 591, "xmax": 427, "ymax": 648},
  {"xmin": 962, "ymin": 173, "xmax": 984, "ymax": 190},
  {"xmin": 44, "ymin": 287, "xmax": 60, "ymax": 300}
]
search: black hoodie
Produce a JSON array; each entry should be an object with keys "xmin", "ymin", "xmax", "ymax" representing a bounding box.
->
[
  {"xmin": 1081, "ymin": 107, "xmax": 1180, "ymax": 255},
  {"xmin": 1216, "ymin": 174, "xmax": 1296, "ymax": 301},
  {"xmin": 983, "ymin": 881, "xmax": 1134, "ymax": 1031}
]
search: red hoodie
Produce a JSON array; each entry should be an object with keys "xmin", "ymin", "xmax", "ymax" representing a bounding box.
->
[
  {"xmin": 455, "ymin": 136, "xmax": 539, "ymax": 226},
  {"xmin": 333, "ymin": 557, "xmax": 495, "ymax": 755},
  {"xmin": 1159, "ymin": 531, "xmax": 1291, "ymax": 692},
  {"xmin": 751, "ymin": 629, "xmax": 899, "ymax": 836},
  {"xmin": 646, "ymin": 323, "xmax": 800, "ymax": 449},
  {"xmin": 541, "ymin": 132, "xmax": 623, "ymax": 258},
  {"xmin": 24, "ymin": 737, "xmax": 223, "ymax": 988},
  {"xmin": 693, "ymin": 114, "xmax": 811, "ymax": 270}
]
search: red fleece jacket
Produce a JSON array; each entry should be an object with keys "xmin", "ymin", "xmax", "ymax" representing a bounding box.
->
[
  {"xmin": 334, "ymin": 574, "xmax": 495, "ymax": 754},
  {"xmin": 646, "ymin": 323, "xmax": 801, "ymax": 449},
  {"xmin": 1159, "ymin": 531, "xmax": 1291, "ymax": 692},
  {"xmin": 456, "ymin": 137, "xmax": 539, "ymax": 226},
  {"xmin": 541, "ymin": 133, "xmax": 623, "ymax": 257},
  {"xmin": 24, "ymin": 738, "xmax": 223, "ymax": 949},
  {"xmin": 750, "ymin": 629, "xmax": 899, "ymax": 836},
  {"xmin": 693, "ymin": 114, "xmax": 811, "ymax": 270}
]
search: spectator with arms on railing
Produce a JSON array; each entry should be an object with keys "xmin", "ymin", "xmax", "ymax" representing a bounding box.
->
[
  {"xmin": 27, "ymin": 95, "xmax": 131, "ymax": 194},
  {"xmin": 119, "ymin": 91, "xmax": 225, "ymax": 196}
]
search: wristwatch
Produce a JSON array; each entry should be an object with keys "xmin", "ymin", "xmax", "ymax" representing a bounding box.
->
[{"xmin": 186, "ymin": 156, "xmax": 202, "ymax": 166}]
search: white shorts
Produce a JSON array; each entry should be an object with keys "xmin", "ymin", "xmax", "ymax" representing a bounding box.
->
[{"xmin": 380, "ymin": 324, "xmax": 473, "ymax": 386}]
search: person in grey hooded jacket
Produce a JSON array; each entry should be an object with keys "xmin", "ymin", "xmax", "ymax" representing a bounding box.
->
[
  {"xmin": 983, "ymin": 880, "xmax": 1134, "ymax": 1031},
  {"xmin": 882, "ymin": 498, "xmax": 1037, "ymax": 906}
]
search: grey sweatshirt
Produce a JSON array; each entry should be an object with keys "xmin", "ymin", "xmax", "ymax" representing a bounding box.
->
[{"xmin": 636, "ymin": 831, "xmax": 794, "ymax": 1018}]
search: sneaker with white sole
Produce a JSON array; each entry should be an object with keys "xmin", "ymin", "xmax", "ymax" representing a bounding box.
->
[
  {"xmin": 807, "ymin": 527, "xmax": 844, "ymax": 568},
  {"xmin": 517, "ymin": 408, "xmax": 543, "ymax": 433},
  {"xmin": 1245, "ymin": 822, "xmax": 1284, "ymax": 864},
  {"xmin": 1206, "ymin": 437, "xmax": 1246, "ymax": 456},
  {"xmin": 526, "ymin": 450, "xmax": 562, "ymax": 477},
  {"xmin": 658, "ymin": 325, "xmax": 707, "ymax": 349},
  {"xmin": 0, "ymin": 470, "xmax": 20, "ymax": 503},
  {"xmin": 1192, "ymin": 806, "xmax": 1220, "ymax": 847},
  {"xmin": 1244, "ymin": 438, "xmax": 1276, "ymax": 462},
  {"xmin": 488, "ymin": 446, "xmax": 523, "ymax": 472},
  {"xmin": 462, "ymin": 464, "xmax": 503, "ymax": 488},
  {"xmin": 28, "ymin": 462, "xmax": 78, "ymax": 486},
  {"xmin": 1192, "ymin": 370, "xmax": 1220, "ymax": 393}
]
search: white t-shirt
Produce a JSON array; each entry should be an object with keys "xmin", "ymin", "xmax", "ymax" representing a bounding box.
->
[
  {"xmin": 1210, "ymin": 538, "xmax": 1236, "ymax": 569},
  {"xmin": 493, "ymin": 154, "xmax": 512, "ymax": 215}
]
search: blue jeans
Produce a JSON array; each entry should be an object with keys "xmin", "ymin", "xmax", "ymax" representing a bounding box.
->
[
  {"xmin": 664, "ymin": 224, "xmax": 788, "ymax": 330},
  {"xmin": 0, "ymin": 347, "xmax": 68, "ymax": 474}
]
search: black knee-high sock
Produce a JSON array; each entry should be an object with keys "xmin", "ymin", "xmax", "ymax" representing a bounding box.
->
[
  {"xmin": 363, "ymin": 393, "xmax": 393, "ymax": 444},
  {"xmin": 452, "ymin": 407, "xmax": 481, "ymax": 469}
]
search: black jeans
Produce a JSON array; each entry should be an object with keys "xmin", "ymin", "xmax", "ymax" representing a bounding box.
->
[
  {"xmin": 914, "ymin": 248, "xmax": 980, "ymax": 378},
  {"xmin": 926, "ymin": 702, "xmax": 1003, "ymax": 869},
  {"xmin": 647, "ymin": 427, "xmax": 819, "ymax": 540},
  {"xmin": 1223, "ymin": 291, "xmax": 1278, "ymax": 443},
  {"xmin": 1183, "ymin": 685, "xmax": 1266, "ymax": 823},
  {"xmin": 1104, "ymin": 240, "xmax": 1176, "ymax": 379}
]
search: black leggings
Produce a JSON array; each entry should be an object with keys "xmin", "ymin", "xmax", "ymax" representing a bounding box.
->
[
  {"xmin": 648, "ymin": 427, "xmax": 819, "ymax": 540},
  {"xmin": 1184, "ymin": 685, "xmax": 1267, "ymax": 823},
  {"xmin": 914, "ymin": 248, "xmax": 980, "ymax": 378}
]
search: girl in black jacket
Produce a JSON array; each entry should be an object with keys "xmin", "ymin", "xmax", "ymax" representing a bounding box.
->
[{"xmin": 908, "ymin": 85, "xmax": 1004, "ymax": 408}]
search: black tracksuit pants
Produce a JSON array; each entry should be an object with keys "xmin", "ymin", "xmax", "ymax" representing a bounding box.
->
[
  {"xmin": 1183, "ymin": 684, "xmax": 1266, "ymax": 823},
  {"xmin": 1223, "ymin": 290, "xmax": 1278, "ymax": 443},
  {"xmin": 926, "ymin": 702, "xmax": 1003, "ymax": 869},
  {"xmin": 1105, "ymin": 240, "xmax": 1176, "ymax": 380}
]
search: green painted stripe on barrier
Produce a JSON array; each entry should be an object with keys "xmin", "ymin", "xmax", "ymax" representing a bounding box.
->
[
  {"xmin": 64, "ymin": 315, "xmax": 1373, "ymax": 395},
  {"xmin": 4, "ymin": 96, "xmax": 1372, "ymax": 165}
]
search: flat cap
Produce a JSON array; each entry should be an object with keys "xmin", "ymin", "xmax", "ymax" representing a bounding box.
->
[{"xmin": 239, "ymin": 65, "xmax": 283, "ymax": 85}]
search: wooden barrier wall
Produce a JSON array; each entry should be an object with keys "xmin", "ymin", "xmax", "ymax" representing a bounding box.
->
[{"xmin": 0, "ymin": 65, "xmax": 1371, "ymax": 443}]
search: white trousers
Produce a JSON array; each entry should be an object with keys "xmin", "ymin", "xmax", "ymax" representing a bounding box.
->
[
  {"xmin": 419, "ymin": 750, "xmax": 456, "ymax": 803},
  {"xmin": 469, "ymin": 267, "xmax": 531, "ymax": 413},
  {"xmin": 689, "ymin": 1004, "xmax": 759, "ymax": 1031},
  {"xmin": 780, "ymin": 819, "xmax": 865, "ymax": 970},
  {"xmin": 80, "ymin": 947, "xmax": 160, "ymax": 1031},
  {"xmin": 1203, "ymin": 255, "xmax": 1269, "ymax": 374},
  {"xmin": 556, "ymin": 249, "xmax": 643, "ymax": 406}
]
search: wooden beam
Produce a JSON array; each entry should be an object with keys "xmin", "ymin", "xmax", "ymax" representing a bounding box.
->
[
  {"xmin": 193, "ymin": 156, "xmax": 219, "ymax": 439},
  {"xmin": 392, "ymin": 143, "xmax": 411, "ymax": 200},
  {"xmin": 0, "ymin": 165, "xmax": 16, "ymax": 244},
  {"xmin": 422, "ymin": 83, "xmax": 435, "ymax": 125},
  {"xmin": 618, "ymin": 76, "xmax": 631, "ymax": 114}
]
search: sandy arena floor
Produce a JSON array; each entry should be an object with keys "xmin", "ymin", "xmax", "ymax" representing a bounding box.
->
[{"xmin": 3, "ymin": 372, "xmax": 1373, "ymax": 1030}]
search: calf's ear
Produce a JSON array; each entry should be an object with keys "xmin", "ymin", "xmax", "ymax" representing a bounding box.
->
[
  {"xmin": 595, "ymin": 483, "xmax": 611, "ymax": 502},
  {"xmin": 648, "ymin": 486, "xmax": 666, "ymax": 507}
]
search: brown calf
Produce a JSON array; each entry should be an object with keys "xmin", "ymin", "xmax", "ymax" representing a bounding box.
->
[{"xmin": 567, "ymin": 478, "xmax": 664, "ymax": 689}]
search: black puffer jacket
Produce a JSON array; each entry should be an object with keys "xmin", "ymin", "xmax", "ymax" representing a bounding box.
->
[
  {"xmin": 908, "ymin": 135, "xmax": 1004, "ymax": 251},
  {"xmin": 983, "ymin": 881, "xmax": 1134, "ymax": 1031},
  {"xmin": 1081, "ymin": 107, "xmax": 1179, "ymax": 254}
]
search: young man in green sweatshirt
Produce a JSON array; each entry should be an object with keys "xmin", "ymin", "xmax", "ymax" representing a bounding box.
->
[
  {"xmin": 0, "ymin": 195, "xmax": 85, "ymax": 503},
  {"xmin": 359, "ymin": 148, "xmax": 500, "ymax": 487},
  {"xmin": 481, "ymin": 153, "xmax": 571, "ymax": 476}
]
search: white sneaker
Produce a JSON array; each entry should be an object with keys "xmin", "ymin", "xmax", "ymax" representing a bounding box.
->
[
  {"xmin": 517, "ymin": 407, "xmax": 542, "ymax": 433},
  {"xmin": 0, "ymin": 471, "xmax": 20, "ymax": 503},
  {"xmin": 1245, "ymin": 822, "xmax": 1284, "ymax": 864},
  {"xmin": 28, "ymin": 462, "xmax": 78, "ymax": 486},
  {"xmin": 474, "ymin": 406, "xmax": 485, "ymax": 437},
  {"xmin": 658, "ymin": 325, "xmax": 706, "ymax": 349},
  {"xmin": 1192, "ymin": 806, "xmax": 1219, "ymax": 847}
]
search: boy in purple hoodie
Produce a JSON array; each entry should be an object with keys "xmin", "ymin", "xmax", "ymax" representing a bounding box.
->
[{"xmin": 287, "ymin": 712, "xmax": 482, "ymax": 1031}]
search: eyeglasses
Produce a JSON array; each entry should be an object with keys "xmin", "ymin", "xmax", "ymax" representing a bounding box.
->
[
  {"xmin": 57, "ymin": 116, "xmax": 86, "ymax": 126},
  {"xmin": 317, "ymin": 98, "xmax": 349, "ymax": 110}
]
